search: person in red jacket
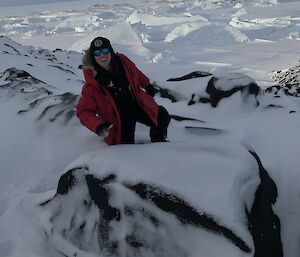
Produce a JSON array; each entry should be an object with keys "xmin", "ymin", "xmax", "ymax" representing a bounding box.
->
[{"xmin": 76, "ymin": 37, "xmax": 170, "ymax": 145}]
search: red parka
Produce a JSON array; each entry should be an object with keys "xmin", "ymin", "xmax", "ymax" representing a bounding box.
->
[{"xmin": 76, "ymin": 51, "xmax": 159, "ymax": 145}]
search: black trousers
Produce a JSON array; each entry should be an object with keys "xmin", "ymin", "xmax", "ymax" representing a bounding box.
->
[{"xmin": 120, "ymin": 105, "xmax": 170, "ymax": 144}]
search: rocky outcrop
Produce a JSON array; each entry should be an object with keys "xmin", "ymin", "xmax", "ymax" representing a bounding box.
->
[
  {"xmin": 40, "ymin": 166, "xmax": 251, "ymax": 257},
  {"xmin": 160, "ymin": 71, "xmax": 261, "ymax": 107},
  {"xmin": 0, "ymin": 68, "xmax": 77, "ymax": 124},
  {"xmin": 39, "ymin": 148, "xmax": 284, "ymax": 257}
]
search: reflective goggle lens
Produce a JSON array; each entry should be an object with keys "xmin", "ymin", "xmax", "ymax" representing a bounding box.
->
[{"xmin": 93, "ymin": 48, "xmax": 110, "ymax": 56}]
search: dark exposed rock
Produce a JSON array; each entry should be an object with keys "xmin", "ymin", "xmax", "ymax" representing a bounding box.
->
[
  {"xmin": 35, "ymin": 92, "xmax": 78, "ymax": 123},
  {"xmin": 247, "ymin": 151, "xmax": 283, "ymax": 257},
  {"xmin": 167, "ymin": 71, "xmax": 212, "ymax": 81},
  {"xmin": 265, "ymin": 84, "xmax": 300, "ymax": 97},
  {"xmin": 0, "ymin": 68, "xmax": 78, "ymax": 124},
  {"xmin": 272, "ymin": 62, "xmax": 300, "ymax": 88},
  {"xmin": 166, "ymin": 71, "xmax": 261, "ymax": 107},
  {"xmin": 0, "ymin": 68, "xmax": 51, "ymax": 100},
  {"xmin": 125, "ymin": 182, "xmax": 250, "ymax": 253},
  {"xmin": 188, "ymin": 93, "xmax": 197, "ymax": 105},
  {"xmin": 0, "ymin": 68, "xmax": 45, "ymax": 84},
  {"xmin": 152, "ymin": 82, "xmax": 178, "ymax": 102},
  {"xmin": 199, "ymin": 96, "xmax": 210, "ymax": 104},
  {"xmin": 271, "ymin": 61, "xmax": 300, "ymax": 97},
  {"xmin": 170, "ymin": 114, "xmax": 205, "ymax": 123},
  {"xmin": 185, "ymin": 126, "xmax": 223, "ymax": 135},
  {"xmin": 86, "ymin": 174, "xmax": 120, "ymax": 222},
  {"xmin": 265, "ymin": 104, "xmax": 283, "ymax": 109},
  {"xmin": 56, "ymin": 169, "xmax": 78, "ymax": 195},
  {"xmin": 4, "ymin": 43, "xmax": 21, "ymax": 55},
  {"xmin": 205, "ymin": 77, "xmax": 260, "ymax": 107},
  {"xmin": 47, "ymin": 64, "xmax": 76, "ymax": 75}
]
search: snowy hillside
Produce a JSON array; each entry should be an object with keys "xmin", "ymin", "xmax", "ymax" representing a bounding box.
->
[{"xmin": 0, "ymin": 1, "xmax": 300, "ymax": 257}]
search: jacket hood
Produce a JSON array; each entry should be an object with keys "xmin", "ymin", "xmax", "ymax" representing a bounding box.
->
[{"xmin": 82, "ymin": 48, "xmax": 97, "ymax": 77}]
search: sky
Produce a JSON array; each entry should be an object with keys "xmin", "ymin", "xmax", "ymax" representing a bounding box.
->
[{"xmin": 0, "ymin": 1, "xmax": 300, "ymax": 257}]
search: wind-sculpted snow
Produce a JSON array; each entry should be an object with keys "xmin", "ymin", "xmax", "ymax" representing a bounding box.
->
[
  {"xmin": 37, "ymin": 144, "xmax": 287, "ymax": 257},
  {"xmin": 39, "ymin": 148, "xmax": 255, "ymax": 257}
]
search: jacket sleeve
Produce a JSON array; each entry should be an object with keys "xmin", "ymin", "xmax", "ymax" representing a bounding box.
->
[
  {"xmin": 76, "ymin": 84, "xmax": 104, "ymax": 133},
  {"xmin": 120, "ymin": 53, "xmax": 151, "ymax": 89},
  {"xmin": 136, "ymin": 65, "xmax": 150, "ymax": 89}
]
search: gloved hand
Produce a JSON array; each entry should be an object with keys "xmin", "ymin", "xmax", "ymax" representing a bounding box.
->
[
  {"xmin": 96, "ymin": 122, "xmax": 113, "ymax": 138},
  {"xmin": 145, "ymin": 84, "xmax": 156, "ymax": 97}
]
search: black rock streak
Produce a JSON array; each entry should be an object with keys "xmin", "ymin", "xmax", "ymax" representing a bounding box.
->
[
  {"xmin": 167, "ymin": 71, "xmax": 212, "ymax": 81},
  {"xmin": 170, "ymin": 114, "xmax": 205, "ymax": 123},
  {"xmin": 125, "ymin": 182, "xmax": 251, "ymax": 253},
  {"xmin": 247, "ymin": 151, "xmax": 283, "ymax": 257}
]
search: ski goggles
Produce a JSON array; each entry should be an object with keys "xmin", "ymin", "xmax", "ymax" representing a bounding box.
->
[{"xmin": 93, "ymin": 48, "xmax": 110, "ymax": 57}]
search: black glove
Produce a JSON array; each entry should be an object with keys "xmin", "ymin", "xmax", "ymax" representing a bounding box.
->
[
  {"xmin": 145, "ymin": 84, "xmax": 156, "ymax": 97},
  {"xmin": 96, "ymin": 122, "xmax": 113, "ymax": 137}
]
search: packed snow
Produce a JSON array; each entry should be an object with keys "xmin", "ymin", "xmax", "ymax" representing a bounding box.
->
[{"xmin": 0, "ymin": 0, "xmax": 300, "ymax": 257}]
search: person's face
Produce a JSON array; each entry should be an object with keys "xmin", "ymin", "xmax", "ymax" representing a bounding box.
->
[{"xmin": 93, "ymin": 48, "xmax": 112, "ymax": 70}]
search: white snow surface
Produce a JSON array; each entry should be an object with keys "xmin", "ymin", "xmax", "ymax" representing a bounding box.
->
[{"xmin": 0, "ymin": 0, "xmax": 300, "ymax": 257}]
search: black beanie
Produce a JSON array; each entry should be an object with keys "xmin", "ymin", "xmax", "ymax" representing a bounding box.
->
[{"xmin": 90, "ymin": 37, "xmax": 114, "ymax": 54}]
